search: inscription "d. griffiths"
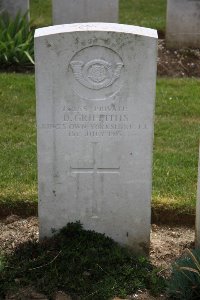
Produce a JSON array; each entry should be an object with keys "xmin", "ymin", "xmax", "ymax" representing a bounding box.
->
[{"xmin": 64, "ymin": 113, "xmax": 129, "ymax": 122}]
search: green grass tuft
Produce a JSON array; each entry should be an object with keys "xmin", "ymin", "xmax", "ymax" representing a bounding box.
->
[{"xmin": 0, "ymin": 222, "xmax": 164, "ymax": 299}]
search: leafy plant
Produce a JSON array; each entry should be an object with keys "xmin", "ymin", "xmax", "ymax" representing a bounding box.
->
[
  {"xmin": 0, "ymin": 12, "xmax": 34, "ymax": 67},
  {"xmin": 0, "ymin": 222, "xmax": 164, "ymax": 299},
  {"xmin": 168, "ymin": 248, "xmax": 200, "ymax": 299}
]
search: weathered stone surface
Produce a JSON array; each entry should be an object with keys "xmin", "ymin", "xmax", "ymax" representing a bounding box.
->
[
  {"xmin": 0, "ymin": 0, "xmax": 29, "ymax": 20},
  {"xmin": 166, "ymin": 0, "xmax": 200, "ymax": 48},
  {"xmin": 35, "ymin": 23, "xmax": 157, "ymax": 255},
  {"xmin": 52, "ymin": 0, "xmax": 118, "ymax": 25},
  {"xmin": 196, "ymin": 144, "xmax": 200, "ymax": 248}
]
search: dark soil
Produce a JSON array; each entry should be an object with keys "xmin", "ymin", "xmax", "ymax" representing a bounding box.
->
[
  {"xmin": 152, "ymin": 207, "xmax": 195, "ymax": 226},
  {"xmin": 157, "ymin": 40, "xmax": 200, "ymax": 77},
  {"xmin": 0, "ymin": 64, "xmax": 34, "ymax": 74}
]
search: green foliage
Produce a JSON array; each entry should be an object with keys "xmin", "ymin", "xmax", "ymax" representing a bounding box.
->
[
  {"xmin": 0, "ymin": 12, "xmax": 34, "ymax": 67},
  {"xmin": 0, "ymin": 222, "xmax": 164, "ymax": 299},
  {"xmin": 168, "ymin": 249, "xmax": 200, "ymax": 299}
]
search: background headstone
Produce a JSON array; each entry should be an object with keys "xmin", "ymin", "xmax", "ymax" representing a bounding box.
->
[
  {"xmin": 35, "ymin": 23, "xmax": 157, "ymax": 255},
  {"xmin": 166, "ymin": 0, "xmax": 200, "ymax": 48},
  {"xmin": 196, "ymin": 144, "xmax": 200, "ymax": 247},
  {"xmin": 0, "ymin": 0, "xmax": 30, "ymax": 20},
  {"xmin": 52, "ymin": 0, "xmax": 119, "ymax": 25}
]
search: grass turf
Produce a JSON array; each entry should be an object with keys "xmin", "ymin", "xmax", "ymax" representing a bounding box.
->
[
  {"xmin": 153, "ymin": 78, "xmax": 200, "ymax": 214},
  {"xmin": 30, "ymin": 0, "xmax": 166, "ymax": 32},
  {"xmin": 30, "ymin": 0, "xmax": 52, "ymax": 29},
  {"xmin": 120, "ymin": 0, "xmax": 166, "ymax": 33},
  {"xmin": 0, "ymin": 73, "xmax": 199, "ymax": 216},
  {"xmin": 0, "ymin": 73, "xmax": 37, "ymax": 214}
]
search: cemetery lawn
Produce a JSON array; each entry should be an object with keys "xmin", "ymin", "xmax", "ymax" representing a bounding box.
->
[
  {"xmin": 0, "ymin": 73, "xmax": 37, "ymax": 216},
  {"xmin": 153, "ymin": 78, "xmax": 200, "ymax": 219},
  {"xmin": 30, "ymin": 0, "xmax": 166, "ymax": 32},
  {"xmin": 30, "ymin": 0, "xmax": 52, "ymax": 28},
  {"xmin": 0, "ymin": 73, "xmax": 199, "ymax": 219},
  {"xmin": 120, "ymin": 0, "xmax": 166, "ymax": 33}
]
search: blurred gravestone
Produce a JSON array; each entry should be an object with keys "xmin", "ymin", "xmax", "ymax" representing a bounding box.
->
[
  {"xmin": 166, "ymin": 0, "xmax": 200, "ymax": 48},
  {"xmin": 196, "ymin": 144, "xmax": 200, "ymax": 248},
  {"xmin": 0, "ymin": 0, "xmax": 30, "ymax": 20},
  {"xmin": 35, "ymin": 23, "xmax": 157, "ymax": 255},
  {"xmin": 52, "ymin": 0, "xmax": 118, "ymax": 25}
]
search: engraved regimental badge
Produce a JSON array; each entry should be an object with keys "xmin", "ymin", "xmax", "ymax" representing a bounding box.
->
[{"xmin": 69, "ymin": 46, "xmax": 124, "ymax": 101}]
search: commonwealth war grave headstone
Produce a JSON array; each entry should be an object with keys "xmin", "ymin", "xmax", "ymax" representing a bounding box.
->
[
  {"xmin": 52, "ymin": 0, "xmax": 119, "ymax": 25},
  {"xmin": 166, "ymin": 0, "xmax": 200, "ymax": 48},
  {"xmin": 196, "ymin": 144, "xmax": 200, "ymax": 247},
  {"xmin": 35, "ymin": 23, "xmax": 158, "ymax": 254},
  {"xmin": 0, "ymin": 0, "xmax": 30, "ymax": 20}
]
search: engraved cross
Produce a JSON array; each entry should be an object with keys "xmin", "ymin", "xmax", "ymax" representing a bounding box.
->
[
  {"xmin": 70, "ymin": 142, "xmax": 120, "ymax": 175},
  {"xmin": 70, "ymin": 142, "xmax": 120, "ymax": 215}
]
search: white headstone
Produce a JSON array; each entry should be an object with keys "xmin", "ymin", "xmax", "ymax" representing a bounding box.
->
[
  {"xmin": 0, "ymin": 0, "xmax": 29, "ymax": 20},
  {"xmin": 196, "ymin": 144, "xmax": 200, "ymax": 248},
  {"xmin": 52, "ymin": 0, "xmax": 118, "ymax": 25},
  {"xmin": 166, "ymin": 0, "xmax": 200, "ymax": 48},
  {"xmin": 35, "ymin": 23, "xmax": 157, "ymax": 255}
]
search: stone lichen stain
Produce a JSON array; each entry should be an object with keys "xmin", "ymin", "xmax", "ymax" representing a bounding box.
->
[{"xmin": 45, "ymin": 40, "xmax": 52, "ymax": 48}]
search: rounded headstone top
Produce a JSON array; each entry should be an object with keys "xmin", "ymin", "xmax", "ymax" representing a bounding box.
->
[{"xmin": 35, "ymin": 23, "xmax": 158, "ymax": 39}]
